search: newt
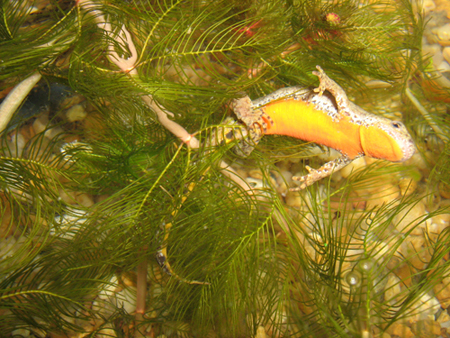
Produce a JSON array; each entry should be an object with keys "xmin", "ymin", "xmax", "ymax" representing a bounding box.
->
[
  {"xmin": 156, "ymin": 67, "xmax": 416, "ymax": 285},
  {"xmin": 231, "ymin": 66, "xmax": 415, "ymax": 190}
]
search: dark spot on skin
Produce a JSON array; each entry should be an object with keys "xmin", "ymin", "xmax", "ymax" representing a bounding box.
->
[{"xmin": 156, "ymin": 252, "xmax": 166, "ymax": 266}]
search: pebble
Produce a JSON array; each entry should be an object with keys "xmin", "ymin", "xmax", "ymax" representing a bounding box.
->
[
  {"xmin": 52, "ymin": 209, "xmax": 88, "ymax": 240},
  {"xmin": 339, "ymin": 156, "xmax": 366, "ymax": 179},
  {"xmin": 0, "ymin": 236, "xmax": 17, "ymax": 261},
  {"xmin": 386, "ymin": 322, "xmax": 415, "ymax": 338},
  {"xmin": 44, "ymin": 126, "xmax": 64, "ymax": 140},
  {"xmin": 440, "ymin": 182, "xmax": 450, "ymax": 199},
  {"xmin": 270, "ymin": 170, "xmax": 289, "ymax": 196},
  {"xmin": 58, "ymin": 188, "xmax": 77, "ymax": 205},
  {"xmin": 235, "ymin": 168, "xmax": 247, "ymax": 179},
  {"xmin": 285, "ymin": 191, "xmax": 302, "ymax": 208},
  {"xmin": 364, "ymin": 79, "xmax": 392, "ymax": 89},
  {"xmin": 363, "ymin": 182, "xmax": 400, "ymax": 210},
  {"xmin": 409, "ymin": 293, "xmax": 441, "ymax": 322},
  {"xmin": 75, "ymin": 192, "xmax": 95, "ymax": 208},
  {"xmin": 423, "ymin": 0, "xmax": 436, "ymax": 15},
  {"xmin": 435, "ymin": 0, "xmax": 450, "ymax": 18},
  {"xmin": 114, "ymin": 286, "xmax": 136, "ymax": 315},
  {"xmin": 246, "ymin": 177, "xmax": 265, "ymax": 190},
  {"xmin": 278, "ymin": 169, "xmax": 293, "ymax": 184},
  {"xmin": 276, "ymin": 160, "xmax": 291, "ymax": 171},
  {"xmin": 423, "ymin": 43, "xmax": 444, "ymax": 66},
  {"xmin": 393, "ymin": 200, "xmax": 427, "ymax": 235},
  {"xmin": 433, "ymin": 24, "xmax": 450, "ymax": 45},
  {"xmin": 438, "ymin": 309, "xmax": 450, "ymax": 326},
  {"xmin": 434, "ymin": 282, "xmax": 450, "ymax": 308},
  {"xmin": 410, "ymin": 319, "xmax": 442, "ymax": 337},
  {"xmin": 400, "ymin": 235, "xmax": 432, "ymax": 269},
  {"xmin": 384, "ymin": 274, "xmax": 402, "ymax": 305},
  {"xmin": 11, "ymin": 329, "xmax": 30, "ymax": 337},
  {"xmin": 430, "ymin": 212, "xmax": 450, "ymax": 233},
  {"xmin": 32, "ymin": 113, "xmax": 49, "ymax": 134},
  {"xmin": 57, "ymin": 189, "xmax": 94, "ymax": 208},
  {"xmin": 91, "ymin": 325, "xmax": 118, "ymax": 338},
  {"xmin": 438, "ymin": 60, "xmax": 450, "ymax": 73},
  {"xmin": 66, "ymin": 104, "xmax": 87, "ymax": 122},
  {"xmin": 398, "ymin": 176, "xmax": 418, "ymax": 197},
  {"xmin": 5, "ymin": 131, "xmax": 26, "ymax": 158},
  {"xmin": 31, "ymin": 114, "xmax": 64, "ymax": 141},
  {"xmin": 97, "ymin": 275, "xmax": 127, "ymax": 312},
  {"xmin": 365, "ymin": 239, "xmax": 389, "ymax": 263},
  {"xmin": 405, "ymin": 152, "xmax": 428, "ymax": 173},
  {"xmin": 329, "ymin": 169, "xmax": 343, "ymax": 185},
  {"xmin": 255, "ymin": 326, "xmax": 267, "ymax": 338},
  {"xmin": 248, "ymin": 169, "xmax": 264, "ymax": 180}
]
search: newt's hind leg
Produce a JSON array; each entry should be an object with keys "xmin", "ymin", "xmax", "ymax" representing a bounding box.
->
[
  {"xmin": 230, "ymin": 96, "xmax": 273, "ymax": 156},
  {"xmin": 312, "ymin": 66, "xmax": 352, "ymax": 115}
]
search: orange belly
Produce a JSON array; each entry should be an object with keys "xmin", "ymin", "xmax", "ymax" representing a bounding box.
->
[{"xmin": 261, "ymin": 99, "xmax": 364, "ymax": 159}]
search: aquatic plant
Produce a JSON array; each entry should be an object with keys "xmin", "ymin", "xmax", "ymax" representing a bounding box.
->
[{"xmin": 1, "ymin": 0, "xmax": 449, "ymax": 337}]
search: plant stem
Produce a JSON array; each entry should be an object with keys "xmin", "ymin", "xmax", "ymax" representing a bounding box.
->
[
  {"xmin": 405, "ymin": 87, "xmax": 448, "ymax": 141},
  {"xmin": 135, "ymin": 249, "xmax": 147, "ymax": 338}
]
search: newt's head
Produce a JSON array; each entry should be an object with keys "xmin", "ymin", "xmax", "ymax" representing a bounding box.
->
[{"xmin": 360, "ymin": 117, "xmax": 415, "ymax": 162}]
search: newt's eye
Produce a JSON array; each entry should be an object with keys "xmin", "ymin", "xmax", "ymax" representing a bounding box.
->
[{"xmin": 391, "ymin": 122, "xmax": 402, "ymax": 129}]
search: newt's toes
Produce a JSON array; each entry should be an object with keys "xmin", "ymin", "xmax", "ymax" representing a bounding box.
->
[{"xmin": 290, "ymin": 181, "xmax": 307, "ymax": 191}]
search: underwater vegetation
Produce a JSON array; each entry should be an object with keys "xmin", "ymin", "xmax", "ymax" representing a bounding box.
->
[{"xmin": 1, "ymin": 0, "xmax": 450, "ymax": 337}]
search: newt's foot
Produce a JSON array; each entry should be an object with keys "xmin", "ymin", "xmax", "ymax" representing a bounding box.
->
[
  {"xmin": 230, "ymin": 96, "xmax": 274, "ymax": 157},
  {"xmin": 312, "ymin": 65, "xmax": 328, "ymax": 96},
  {"xmin": 290, "ymin": 155, "xmax": 354, "ymax": 191},
  {"xmin": 312, "ymin": 65, "xmax": 351, "ymax": 112},
  {"xmin": 242, "ymin": 109, "xmax": 273, "ymax": 136},
  {"xmin": 231, "ymin": 96, "xmax": 273, "ymax": 133},
  {"xmin": 230, "ymin": 96, "xmax": 253, "ymax": 125},
  {"xmin": 290, "ymin": 165, "xmax": 322, "ymax": 191}
]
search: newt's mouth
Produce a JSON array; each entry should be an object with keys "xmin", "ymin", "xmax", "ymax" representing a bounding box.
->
[{"xmin": 399, "ymin": 137, "xmax": 416, "ymax": 162}]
